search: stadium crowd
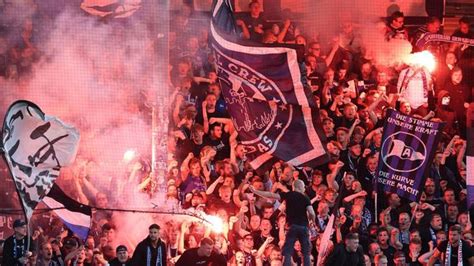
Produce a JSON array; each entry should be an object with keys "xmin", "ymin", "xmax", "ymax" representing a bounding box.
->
[{"xmin": 1, "ymin": 1, "xmax": 474, "ymax": 266}]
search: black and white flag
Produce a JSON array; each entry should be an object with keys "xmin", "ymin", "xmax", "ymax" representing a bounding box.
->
[
  {"xmin": 81, "ymin": 0, "xmax": 142, "ymax": 18},
  {"xmin": 1, "ymin": 100, "xmax": 80, "ymax": 220}
]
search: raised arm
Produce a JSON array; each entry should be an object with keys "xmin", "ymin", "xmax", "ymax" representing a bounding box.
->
[
  {"xmin": 178, "ymin": 222, "xmax": 188, "ymax": 254},
  {"xmin": 73, "ymin": 177, "xmax": 90, "ymax": 205},
  {"xmin": 209, "ymin": 117, "xmax": 235, "ymax": 135},
  {"xmin": 206, "ymin": 176, "xmax": 224, "ymax": 195},
  {"xmin": 325, "ymin": 37, "xmax": 340, "ymax": 67},
  {"xmin": 330, "ymin": 95, "xmax": 343, "ymax": 113},
  {"xmin": 277, "ymin": 20, "xmax": 291, "ymax": 43},
  {"xmin": 306, "ymin": 205, "xmax": 316, "ymax": 225},
  {"xmin": 347, "ymin": 119, "xmax": 361, "ymax": 141},
  {"xmin": 201, "ymin": 157, "xmax": 212, "ymax": 184},
  {"xmin": 457, "ymin": 139, "xmax": 467, "ymax": 170},
  {"xmin": 426, "ymin": 248, "xmax": 441, "ymax": 266},
  {"xmin": 390, "ymin": 228, "xmax": 403, "ymax": 250},
  {"xmin": 193, "ymin": 77, "xmax": 211, "ymax": 84},
  {"xmin": 236, "ymin": 19, "xmax": 250, "ymax": 40},
  {"xmin": 229, "ymin": 133, "xmax": 240, "ymax": 173},
  {"xmin": 418, "ymin": 249, "xmax": 434, "ymax": 265},
  {"xmin": 81, "ymin": 177, "xmax": 99, "ymax": 201},
  {"xmin": 423, "ymin": 110, "xmax": 436, "ymax": 120},
  {"xmin": 257, "ymin": 236, "xmax": 274, "ymax": 258},
  {"xmin": 335, "ymin": 215, "xmax": 346, "ymax": 244},
  {"xmin": 278, "ymin": 216, "xmax": 286, "ymax": 248},
  {"xmin": 179, "ymin": 153, "xmax": 194, "ymax": 182},
  {"xmin": 321, "ymin": 82, "xmax": 332, "ymax": 106},
  {"xmin": 364, "ymin": 127, "xmax": 383, "ymax": 148},
  {"xmin": 202, "ymin": 100, "xmax": 210, "ymax": 134},
  {"xmin": 441, "ymin": 135, "xmax": 460, "ymax": 165},
  {"xmin": 173, "ymin": 94, "xmax": 184, "ymax": 126},
  {"xmin": 234, "ymin": 202, "xmax": 250, "ymax": 234},
  {"xmin": 327, "ymin": 161, "xmax": 344, "ymax": 191},
  {"xmin": 343, "ymin": 190, "xmax": 367, "ymax": 203},
  {"xmin": 249, "ymin": 185, "xmax": 281, "ymax": 200}
]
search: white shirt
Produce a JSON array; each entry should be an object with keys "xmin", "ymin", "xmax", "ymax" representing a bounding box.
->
[{"xmin": 397, "ymin": 67, "xmax": 432, "ymax": 109}]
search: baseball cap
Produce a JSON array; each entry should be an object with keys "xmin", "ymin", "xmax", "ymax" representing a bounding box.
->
[
  {"xmin": 64, "ymin": 238, "xmax": 78, "ymax": 247},
  {"xmin": 13, "ymin": 219, "xmax": 26, "ymax": 228},
  {"xmin": 116, "ymin": 245, "xmax": 128, "ymax": 253}
]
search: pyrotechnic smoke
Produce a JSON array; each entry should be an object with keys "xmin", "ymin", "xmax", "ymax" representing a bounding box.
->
[
  {"xmin": 297, "ymin": 0, "xmax": 419, "ymax": 71},
  {"xmin": 0, "ymin": 4, "xmax": 170, "ymax": 249},
  {"xmin": 0, "ymin": 0, "xmax": 37, "ymax": 44}
]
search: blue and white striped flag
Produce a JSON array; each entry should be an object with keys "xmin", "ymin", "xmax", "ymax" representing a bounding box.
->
[{"xmin": 43, "ymin": 184, "xmax": 92, "ymax": 241}]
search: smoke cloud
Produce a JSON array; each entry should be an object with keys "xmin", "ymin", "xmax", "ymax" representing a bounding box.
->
[
  {"xmin": 297, "ymin": 0, "xmax": 417, "ymax": 71},
  {"xmin": 0, "ymin": 3, "xmax": 171, "ymax": 248}
]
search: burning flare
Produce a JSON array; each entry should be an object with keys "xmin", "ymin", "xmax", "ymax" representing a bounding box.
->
[
  {"xmin": 123, "ymin": 149, "xmax": 137, "ymax": 162},
  {"xmin": 203, "ymin": 214, "xmax": 224, "ymax": 234},
  {"xmin": 405, "ymin": 51, "xmax": 436, "ymax": 72}
]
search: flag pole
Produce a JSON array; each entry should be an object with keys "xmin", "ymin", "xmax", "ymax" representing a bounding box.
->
[
  {"xmin": 409, "ymin": 202, "xmax": 418, "ymax": 228},
  {"xmin": 466, "ymin": 103, "xmax": 474, "ymax": 219},
  {"xmin": 374, "ymin": 171, "xmax": 378, "ymax": 224},
  {"xmin": 375, "ymin": 191, "xmax": 378, "ymax": 225},
  {"xmin": 0, "ymin": 135, "xmax": 32, "ymax": 260},
  {"xmin": 26, "ymin": 219, "xmax": 31, "ymax": 259}
]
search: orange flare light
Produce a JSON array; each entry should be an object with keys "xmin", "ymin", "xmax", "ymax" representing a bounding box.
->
[
  {"xmin": 204, "ymin": 214, "xmax": 224, "ymax": 234},
  {"xmin": 405, "ymin": 51, "xmax": 436, "ymax": 72},
  {"xmin": 123, "ymin": 149, "xmax": 136, "ymax": 162}
]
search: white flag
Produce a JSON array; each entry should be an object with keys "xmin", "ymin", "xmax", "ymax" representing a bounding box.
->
[{"xmin": 2, "ymin": 101, "xmax": 80, "ymax": 220}]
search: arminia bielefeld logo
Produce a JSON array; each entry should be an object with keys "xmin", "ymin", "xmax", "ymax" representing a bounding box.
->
[{"xmin": 381, "ymin": 132, "xmax": 426, "ymax": 173}]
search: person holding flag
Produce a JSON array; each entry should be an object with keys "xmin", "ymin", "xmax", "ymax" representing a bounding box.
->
[
  {"xmin": 1, "ymin": 100, "xmax": 80, "ymax": 260},
  {"xmin": 1, "ymin": 219, "xmax": 35, "ymax": 266},
  {"xmin": 250, "ymin": 179, "xmax": 315, "ymax": 266}
]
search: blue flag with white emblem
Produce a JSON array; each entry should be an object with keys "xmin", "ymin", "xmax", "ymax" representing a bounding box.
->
[
  {"xmin": 377, "ymin": 109, "xmax": 445, "ymax": 201},
  {"xmin": 210, "ymin": 0, "xmax": 328, "ymax": 170}
]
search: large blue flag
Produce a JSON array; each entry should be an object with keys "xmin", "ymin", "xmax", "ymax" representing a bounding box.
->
[
  {"xmin": 210, "ymin": 0, "xmax": 328, "ymax": 170},
  {"xmin": 377, "ymin": 109, "xmax": 445, "ymax": 201}
]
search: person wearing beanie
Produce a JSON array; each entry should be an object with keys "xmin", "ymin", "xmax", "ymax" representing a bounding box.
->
[{"xmin": 109, "ymin": 245, "xmax": 132, "ymax": 266}]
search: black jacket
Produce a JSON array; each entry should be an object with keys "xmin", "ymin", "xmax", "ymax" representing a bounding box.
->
[
  {"xmin": 131, "ymin": 237, "xmax": 167, "ymax": 266},
  {"xmin": 109, "ymin": 257, "xmax": 132, "ymax": 266},
  {"xmin": 326, "ymin": 244, "xmax": 365, "ymax": 266},
  {"xmin": 1, "ymin": 235, "xmax": 35, "ymax": 266}
]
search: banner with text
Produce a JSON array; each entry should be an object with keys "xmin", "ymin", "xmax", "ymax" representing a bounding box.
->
[
  {"xmin": 377, "ymin": 109, "xmax": 445, "ymax": 202},
  {"xmin": 415, "ymin": 33, "xmax": 474, "ymax": 50}
]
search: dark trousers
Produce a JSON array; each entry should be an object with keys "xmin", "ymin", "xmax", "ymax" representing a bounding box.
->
[{"xmin": 282, "ymin": 224, "xmax": 312, "ymax": 266}]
